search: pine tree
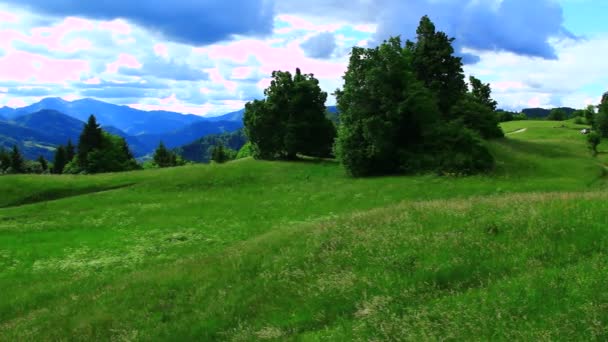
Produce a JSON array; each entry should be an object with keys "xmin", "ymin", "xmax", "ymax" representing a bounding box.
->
[
  {"xmin": 66, "ymin": 139, "xmax": 76, "ymax": 162},
  {"xmin": 10, "ymin": 145, "xmax": 25, "ymax": 173},
  {"xmin": 469, "ymin": 76, "xmax": 498, "ymax": 111},
  {"xmin": 38, "ymin": 156, "xmax": 48, "ymax": 172},
  {"xmin": 153, "ymin": 142, "xmax": 174, "ymax": 168},
  {"xmin": 0, "ymin": 147, "xmax": 9, "ymax": 172},
  {"xmin": 77, "ymin": 115, "xmax": 104, "ymax": 167},
  {"xmin": 52, "ymin": 145, "xmax": 67, "ymax": 174},
  {"xmin": 211, "ymin": 144, "xmax": 228, "ymax": 163}
]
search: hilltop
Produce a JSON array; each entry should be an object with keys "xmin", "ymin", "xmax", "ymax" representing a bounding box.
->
[{"xmin": 1, "ymin": 120, "xmax": 607, "ymax": 340}]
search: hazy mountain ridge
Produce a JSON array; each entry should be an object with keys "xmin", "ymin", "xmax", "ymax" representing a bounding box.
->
[{"xmin": 1, "ymin": 99, "xmax": 247, "ymax": 159}]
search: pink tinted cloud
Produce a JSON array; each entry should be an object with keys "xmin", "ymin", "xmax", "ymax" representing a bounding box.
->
[
  {"xmin": 0, "ymin": 11, "xmax": 17, "ymax": 23},
  {"xmin": 28, "ymin": 17, "xmax": 95, "ymax": 52},
  {"xmin": 154, "ymin": 43, "xmax": 169, "ymax": 58},
  {"xmin": 0, "ymin": 50, "xmax": 89, "ymax": 82},
  {"xmin": 129, "ymin": 101, "xmax": 216, "ymax": 116},
  {"xmin": 208, "ymin": 68, "xmax": 238, "ymax": 93},
  {"xmin": 7, "ymin": 98, "xmax": 27, "ymax": 107},
  {"xmin": 207, "ymin": 39, "xmax": 346, "ymax": 81},
  {"xmin": 491, "ymin": 81, "xmax": 526, "ymax": 92},
  {"xmin": 105, "ymin": 53, "xmax": 142, "ymax": 73},
  {"xmin": 99, "ymin": 19, "xmax": 131, "ymax": 35},
  {"xmin": 83, "ymin": 77, "xmax": 101, "ymax": 85}
]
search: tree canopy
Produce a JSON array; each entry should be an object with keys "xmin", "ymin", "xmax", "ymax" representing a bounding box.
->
[
  {"xmin": 335, "ymin": 16, "xmax": 498, "ymax": 177},
  {"xmin": 244, "ymin": 68, "xmax": 336, "ymax": 160}
]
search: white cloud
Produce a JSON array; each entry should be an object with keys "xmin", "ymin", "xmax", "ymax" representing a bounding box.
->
[{"xmin": 465, "ymin": 35, "xmax": 608, "ymax": 109}]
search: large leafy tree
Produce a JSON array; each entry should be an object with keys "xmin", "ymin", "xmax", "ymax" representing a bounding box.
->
[
  {"xmin": 244, "ymin": 68, "xmax": 336, "ymax": 160},
  {"xmin": 451, "ymin": 77, "xmax": 504, "ymax": 139},
  {"xmin": 408, "ymin": 15, "xmax": 467, "ymax": 117},
  {"xmin": 335, "ymin": 37, "xmax": 441, "ymax": 176},
  {"xmin": 335, "ymin": 18, "xmax": 495, "ymax": 177},
  {"xmin": 596, "ymin": 102, "xmax": 608, "ymax": 137}
]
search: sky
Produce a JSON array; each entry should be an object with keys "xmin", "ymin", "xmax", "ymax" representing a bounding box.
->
[{"xmin": 0, "ymin": 0, "xmax": 607, "ymax": 116}]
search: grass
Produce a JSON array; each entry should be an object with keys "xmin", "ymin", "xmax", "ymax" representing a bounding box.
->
[{"xmin": 1, "ymin": 120, "xmax": 607, "ymax": 340}]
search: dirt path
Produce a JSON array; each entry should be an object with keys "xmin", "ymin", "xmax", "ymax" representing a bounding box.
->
[{"xmin": 507, "ymin": 128, "xmax": 527, "ymax": 134}]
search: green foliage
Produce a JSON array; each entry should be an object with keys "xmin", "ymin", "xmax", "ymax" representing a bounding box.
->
[
  {"xmin": 152, "ymin": 141, "xmax": 181, "ymax": 168},
  {"xmin": 514, "ymin": 112, "xmax": 528, "ymax": 121},
  {"xmin": 244, "ymin": 68, "xmax": 336, "ymax": 160},
  {"xmin": 547, "ymin": 108, "xmax": 568, "ymax": 121},
  {"xmin": 9, "ymin": 145, "xmax": 25, "ymax": 173},
  {"xmin": 37, "ymin": 156, "xmax": 48, "ymax": 172},
  {"xmin": 336, "ymin": 20, "xmax": 495, "ymax": 177},
  {"xmin": 336, "ymin": 36, "xmax": 441, "ymax": 176},
  {"xmin": 587, "ymin": 131, "xmax": 600, "ymax": 156},
  {"xmin": 236, "ymin": 142, "xmax": 253, "ymax": 159},
  {"xmin": 409, "ymin": 15, "xmax": 467, "ymax": 116},
  {"xmin": 210, "ymin": 143, "xmax": 234, "ymax": 164},
  {"xmin": 596, "ymin": 103, "xmax": 608, "ymax": 138},
  {"xmin": 0, "ymin": 147, "xmax": 9, "ymax": 173},
  {"xmin": 82, "ymin": 133, "xmax": 141, "ymax": 173},
  {"xmin": 450, "ymin": 95, "xmax": 504, "ymax": 139},
  {"xmin": 469, "ymin": 76, "xmax": 498, "ymax": 111},
  {"xmin": 52, "ymin": 145, "xmax": 68, "ymax": 174},
  {"xmin": 430, "ymin": 122, "xmax": 495, "ymax": 174},
  {"xmin": 175, "ymin": 129, "xmax": 247, "ymax": 163},
  {"xmin": 66, "ymin": 139, "xmax": 76, "ymax": 161},
  {"xmin": 77, "ymin": 115, "xmax": 104, "ymax": 168},
  {"xmin": 585, "ymin": 105, "xmax": 596, "ymax": 127}
]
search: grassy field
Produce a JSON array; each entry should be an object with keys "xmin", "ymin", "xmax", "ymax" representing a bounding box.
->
[{"xmin": 1, "ymin": 120, "xmax": 608, "ymax": 340}]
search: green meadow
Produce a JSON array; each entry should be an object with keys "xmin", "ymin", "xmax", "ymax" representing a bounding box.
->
[{"xmin": 1, "ymin": 120, "xmax": 608, "ymax": 340}]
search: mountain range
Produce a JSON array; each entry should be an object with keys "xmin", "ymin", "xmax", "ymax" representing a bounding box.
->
[{"xmin": 0, "ymin": 98, "xmax": 246, "ymax": 160}]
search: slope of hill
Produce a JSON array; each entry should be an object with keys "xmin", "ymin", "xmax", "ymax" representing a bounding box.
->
[
  {"xmin": 136, "ymin": 120, "xmax": 244, "ymax": 151},
  {"xmin": 1, "ymin": 120, "xmax": 607, "ymax": 340},
  {"xmin": 0, "ymin": 106, "xmax": 14, "ymax": 119},
  {"xmin": 0, "ymin": 110, "xmax": 85, "ymax": 160},
  {"xmin": 0, "ymin": 121, "xmax": 58, "ymax": 160},
  {"xmin": 175, "ymin": 129, "xmax": 247, "ymax": 162},
  {"xmin": 13, "ymin": 109, "xmax": 84, "ymax": 145},
  {"xmin": 204, "ymin": 108, "xmax": 245, "ymax": 122}
]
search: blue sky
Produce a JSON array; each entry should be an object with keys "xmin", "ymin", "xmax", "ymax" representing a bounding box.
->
[{"xmin": 0, "ymin": 0, "xmax": 606, "ymax": 115}]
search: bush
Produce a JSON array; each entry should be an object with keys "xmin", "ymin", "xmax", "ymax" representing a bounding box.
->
[
  {"xmin": 431, "ymin": 122, "xmax": 495, "ymax": 175},
  {"xmin": 587, "ymin": 131, "xmax": 601, "ymax": 156},
  {"xmin": 236, "ymin": 142, "xmax": 253, "ymax": 159}
]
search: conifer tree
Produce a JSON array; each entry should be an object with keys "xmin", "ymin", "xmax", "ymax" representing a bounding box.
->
[
  {"xmin": 38, "ymin": 156, "xmax": 48, "ymax": 172},
  {"xmin": 211, "ymin": 144, "xmax": 228, "ymax": 163},
  {"xmin": 77, "ymin": 115, "xmax": 103, "ymax": 168},
  {"xmin": 52, "ymin": 145, "xmax": 67, "ymax": 174},
  {"xmin": 10, "ymin": 145, "xmax": 24, "ymax": 173},
  {"xmin": 153, "ymin": 142, "xmax": 174, "ymax": 167},
  {"xmin": 66, "ymin": 139, "xmax": 76, "ymax": 162},
  {"xmin": 0, "ymin": 147, "xmax": 9, "ymax": 172}
]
